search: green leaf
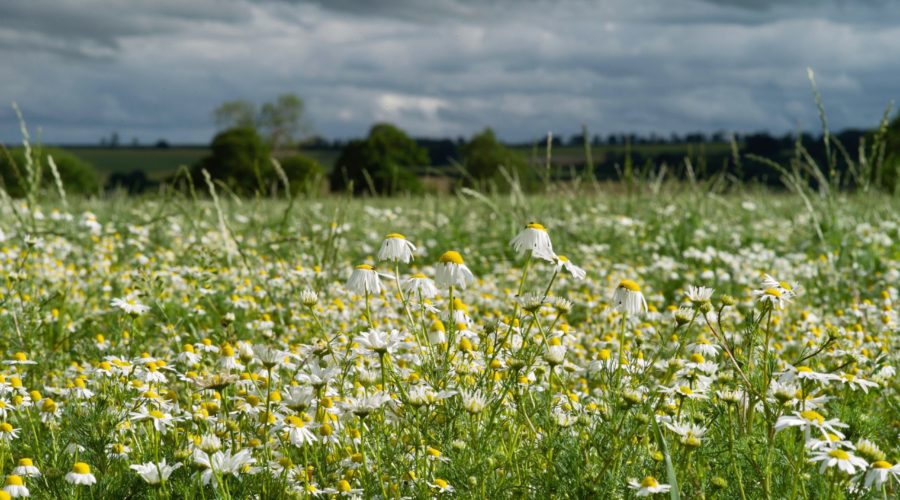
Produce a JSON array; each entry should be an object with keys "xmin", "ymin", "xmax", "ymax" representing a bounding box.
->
[{"xmin": 651, "ymin": 415, "xmax": 681, "ymax": 500}]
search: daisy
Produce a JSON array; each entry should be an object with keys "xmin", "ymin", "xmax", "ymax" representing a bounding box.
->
[
  {"xmin": 300, "ymin": 288, "xmax": 319, "ymax": 307},
  {"xmin": 459, "ymin": 390, "xmax": 487, "ymax": 414},
  {"xmin": 280, "ymin": 415, "xmax": 317, "ymax": 447},
  {"xmin": 775, "ymin": 410, "xmax": 848, "ymax": 440},
  {"xmin": 404, "ymin": 273, "xmax": 438, "ymax": 299},
  {"xmin": 65, "ymin": 463, "xmax": 96, "ymax": 486},
  {"xmin": 192, "ymin": 448, "xmax": 256, "ymax": 486},
  {"xmin": 612, "ymin": 280, "xmax": 648, "ymax": 315},
  {"xmin": 346, "ymin": 264, "xmax": 382, "ymax": 295},
  {"xmin": 377, "ymin": 233, "xmax": 416, "ymax": 263},
  {"xmin": 434, "ymin": 251, "xmax": 475, "ymax": 289},
  {"xmin": 428, "ymin": 478, "xmax": 454, "ymax": 494},
  {"xmin": 3, "ymin": 475, "xmax": 27, "ymax": 498},
  {"xmin": 509, "ymin": 223, "xmax": 555, "ymax": 262},
  {"xmin": 862, "ymin": 460, "xmax": 900, "ymax": 488},
  {"xmin": 685, "ymin": 285, "xmax": 714, "ymax": 305},
  {"xmin": 837, "ymin": 372, "xmax": 879, "ymax": 393},
  {"xmin": 809, "ymin": 448, "xmax": 868, "ymax": 475},
  {"xmin": 11, "ymin": 459, "xmax": 39, "ymax": 478},
  {"xmin": 0, "ymin": 423, "xmax": 19, "ymax": 442},
  {"xmin": 628, "ymin": 476, "xmax": 671, "ymax": 496},
  {"xmin": 761, "ymin": 273, "xmax": 801, "ymax": 298},
  {"xmin": 129, "ymin": 459, "xmax": 181, "ymax": 485},
  {"xmin": 111, "ymin": 295, "xmax": 150, "ymax": 316},
  {"xmin": 130, "ymin": 407, "xmax": 179, "ymax": 434},
  {"xmin": 753, "ymin": 287, "xmax": 790, "ymax": 310},
  {"xmin": 354, "ymin": 329, "xmax": 403, "ymax": 356},
  {"xmin": 555, "ymin": 255, "xmax": 586, "ymax": 280}
]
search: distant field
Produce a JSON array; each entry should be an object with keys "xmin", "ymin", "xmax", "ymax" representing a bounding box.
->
[{"xmin": 62, "ymin": 147, "xmax": 343, "ymax": 181}]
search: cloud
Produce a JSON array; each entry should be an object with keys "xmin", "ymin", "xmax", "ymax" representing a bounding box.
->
[{"xmin": 0, "ymin": 0, "xmax": 897, "ymax": 144}]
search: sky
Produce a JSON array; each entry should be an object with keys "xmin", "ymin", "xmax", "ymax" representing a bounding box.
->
[{"xmin": 0, "ymin": 0, "xmax": 898, "ymax": 144}]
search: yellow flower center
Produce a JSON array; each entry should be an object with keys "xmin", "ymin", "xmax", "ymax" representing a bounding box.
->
[
  {"xmin": 872, "ymin": 460, "xmax": 892, "ymax": 469},
  {"xmin": 13, "ymin": 353, "xmax": 26, "ymax": 362},
  {"xmin": 764, "ymin": 288, "xmax": 782, "ymax": 297},
  {"xmin": 337, "ymin": 480, "xmax": 351, "ymax": 493},
  {"xmin": 800, "ymin": 409, "xmax": 825, "ymax": 424},
  {"xmin": 828, "ymin": 449, "xmax": 849, "ymax": 460},
  {"xmin": 17, "ymin": 458, "xmax": 32, "ymax": 467},
  {"xmin": 149, "ymin": 410, "xmax": 165, "ymax": 419},
  {"xmin": 412, "ymin": 272, "xmax": 427, "ymax": 279},
  {"xmin": 640, "ymin": 476, "xmax": 659, "ymax": 488},
  {"xmin": 439, "ymin": 251, "xmax": 464, "ymax": 265},
  {"xmin": 618, "ymin": 280, "xmax": 641, "ymax": 292},
  {"xmin": 679, "ymin": 386, "xmax": 693, "ymax": 395},
  {"xmin": 557, "ymin": 255, "xmax": 569, "ymax": 262},
  {"xmin": 525, "ymin": 222, "xmax": 546, "ymax": 231},
  {"xmin": 779, "ymin": 281, "xmax": 793, "ymax": 291},
  {"xmin": 0, "ymin": 423, "xmax": 12, "ymax": 433},
  {"xmin": 796, "ymin": 366, "xmax": 812, "ymax": 373},
  {"xmin": 434, "ymin": 478, "xmax": 449, "ymax": 489},
  {"xmin": 73, "ymin": 462, "xmax": 91, "ymax": 474},
  {"xmin": 385, "ymin": 233, "xmax": 406, "ymax": 240},
  {"xmin": 5, "ymin": 476, "xmax": 22, "ymax": 486},
  {"xmin": 355, "ymin": 264, "xmax": 374, "ymax": 271}
]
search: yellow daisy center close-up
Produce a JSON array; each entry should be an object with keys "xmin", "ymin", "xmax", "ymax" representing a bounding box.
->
[
  {"xmin": 439, "ymin": 251, "xmax": 464, "ymax": 265},
  {"xmin": 385, "ymin": 233, "xmax": 406, "ymax": 239},
  {"xmin": 355, "ymin": 264, "xmax": 375, "ymax": 271},
  {"xmin": 619, "ymin": 280, "xmax": 641, "ymax": 292},
  {"xmin": 5, "ymin": 476, "xmax": 22, "ymax": 486},
  {"xmin": 872, "ymin": 460, "xmax": 892, "ymax": 469},
  {"xmin": 525, "ymin": 222, "xmax": 546, "ymax": 231},
  {"xmin": 764, "ymin": 287, "xmax": 782, "ymax": 297},
  {"xmin": 827, "ymin": 449, "xmax": 849, "ymax": 460},
  {"xmin": 799, "ymin": 410, "xmax": 825, "ymax": 424},
  {"xmin": 640, "ymin": 476, "xmax": 659, "ymax": 488},
  {"xmin": 73, "ymin": 462, "xmax": 91, "ymax": 474}
]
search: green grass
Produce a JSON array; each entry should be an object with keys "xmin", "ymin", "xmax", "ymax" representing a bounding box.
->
[{"xmin": 0, "ymin": 184, "xmax": 896, "ymax": 499}]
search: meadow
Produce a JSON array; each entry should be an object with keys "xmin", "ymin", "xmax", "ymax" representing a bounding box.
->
[{"xmin": 0, "ymin": 178, "xmax": 896, "ymax": 499}]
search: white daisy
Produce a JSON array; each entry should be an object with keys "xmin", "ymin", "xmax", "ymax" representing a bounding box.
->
[
  {"xmin": 628, "ymin": 476, "xmax": 671, "ymax": 496},
  {"xmin": 612, "ymin": 280, "xmax": 648, "ymax": 315},
  {"xmin": 435, "ymin": 251, "xmax": 475, "ymax": 289},
  {"xmin": 509, "ymin": 222, "xmax": 555, "ymax": 262},
  {"xmin": 346, "ymin": 264, "xmax": 382, "ymax": 295},
  {"xmin": 377, "ymin": 233, "xmax": 417, "ymax": 263}
]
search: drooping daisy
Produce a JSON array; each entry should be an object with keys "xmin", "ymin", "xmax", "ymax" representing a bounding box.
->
[
  {"xmin": 404, "ymin": 273, "xmax": 438, "ymax": 299},
  {"xmin": 11, "ymin": 459, "xmax": 39, "ymax": 478},
  {"xmin": 129, "ymin": 459, "xmax": 181, "ymax": 485},
  {"xmin": 435, "ymin": 251, "xmax": 475, "ymax": 289},
  {"xmin": 809, "ymin": 448, "xmax": 868, "ymax": 475},
  {"xmin": 3, "ymin": 475, "xmax": 27, "ymax": 498},
  {"xmin": 509, "ymin": 223, "xmax": 555, "ymax": 262},
  {"xmin": 354, "ymin": 329, "xmax": 403, "ymax": 356},
  {"xmin": 65, "ymin": 462, "xmax": 97, "ymax": 486},
  {"xmin": 346, "ymin": 264, "xmax": 382, "ymax": 295},
  {"xmin": 378, "ymin": 233, "xmax": 417, "ymax": 263},
  {"xmin": 612, "ymin": 280, "xmax": 648, "ymax": 315},
  {"xmin": 428, "ymin": 478, "xmax": 454, "ymax": 494},
  {"xmin": 0, "ymin": 423, "xmax": 19, "ymax": 442},
  {"xmin": 628, "ymin": 476, "xmax": 671, "ymax": 496},
  {"xmin": 459, "ymin": 390, "xmax": 487, "ymax": 414},
  {"xmin": 862, "ymin": 460, "xmax": 900, "ymax": 488},
  {"xmin": 555, "ymin": 255, "xmax": 586, "ymax": 280}
]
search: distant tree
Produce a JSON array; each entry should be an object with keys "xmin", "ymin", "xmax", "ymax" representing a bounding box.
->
[
  {"xmin": 212, "ymin": 94, "xmax": 313, "ymax": 151},
  {"xmin": 258, "ymin": 94, "xmax": 313, "ymax": 151},
  {"xmin": 213, "ymin": 100, "xmax": 257, "ymax": 130},
  {"xmin": 107, "ymin": 169, "xmax": 158, "ymax": 194},
  {"xmin": 0, "ymin": 148, "xmax": 99, "ymax": 197},
  {"xmin": 279, "ymin": 154, "xmax": 325, "ymax": 195},
  {"xmin": 330, "ymin": 123, "xmax": 427, "ymax": 196},
  {"xmin": 155, "ymin": 139, "xmax": 170, "ymax": 149},
  {"xmin": 110, "ymin": 132, "xmax": 120, "ymax": 148},
  {"xmin": 192, "ymin": 127, "xmax": 270, "ymax": 195},
  {"xmin": 460, "ymin": 128, "xmax": 536, "ymax": 192}
]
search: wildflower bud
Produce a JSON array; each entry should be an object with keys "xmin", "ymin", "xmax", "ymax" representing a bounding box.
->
[
  {"xmin": 198, "ymin": 434, "xmax": 221, "ymax": 453},
  {"xmin": 451, "ymin": 439, "xmax": 466, "ymax": 450},
  {"xmin": 711, "ymin": 476, "xmax": 728, "ymax": 489},
  {"xmin": 699, "ymin": 301, "xmax": 713, "ymax": 314},
  {"xmin": 721, "ymin": 295, "xmax": 735, "ymax": 306},
  {"xmin": 468, "ymin": 476, "xmax": 478, "ymax": 487},
  {"xmin": 674, "ymin": 310, "xmax": 691, "ymax": 326},
  {"xmin": 651, "ymin": 450, "xmax": 664, "ymax": 462},
  {"xmin": 300, "ymin": 288, "xmax": 319, "ymax": 307}
]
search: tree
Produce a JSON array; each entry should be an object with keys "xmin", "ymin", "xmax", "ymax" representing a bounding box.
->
[
  {"xmin": 460, "ymin": 128, "xmax": 536, "ymax": 192},
  {"xmin": 330, "ymin": 123, "xmax": 427, "ymax": 196},
  {"xmin": 213, "ymin": 100, "xmax": 256, "ymax": 130},
  {"xmin": 0, "ymin": 148, "xmax": 99, "ymax": 198},
  {"xmin": 192, "ymin": 127, "xmax": 270, "ymax": 195},
  {"xmin": 212, "ymin": 94, "xmax": 313, "ymax": 151},
  {"xmin": 279, "ymin": 154, "xmax": 324, "ymax": 196}
]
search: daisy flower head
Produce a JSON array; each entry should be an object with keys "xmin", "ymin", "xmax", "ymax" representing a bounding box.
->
[
  {"xmin": 65, "ymin": 462, "xmax": 96, "ymax": 486},
  {"xmin": 761, "ymin": 273, "xmax": 801, "ymax": 298},
  {"xmin": 346, "ymin": 264, "xmax": 382, "ymax": 295},
  {"xmin": 403, "ymin": 273, "xmax": 438, "ymax": 299},
  {"xmin": 685, "ymin": 285, "xmax": 714, "ymax": 306},
  {"xmin": 863, "ymin": 460, "xmax": 900, "ymax": 488},
  {"xmin": 111, "ymin": 295, "xmax": 150, "ymax": 317},
  {"xmin": 612, "ymin": 280, "xmax": 648, "ymax": 315},
  {"xmin": 774, "ymin": 409, "xmax": 848, "ymax": 441},
  {"xmin": 628, "ymin": 475, "xmax": 671, "ymax": 496},
  {"xmin": 555, "ymin": 255, "xmax": 586, "ymax": 280},
  {"xmin": 3, "ymin": 475, "xmax": 27, "ymax": 498},
  {"xmin": 435, "ymin": 251, "xmax": 475, "ymax": 289},
  {"xmin": 809, "ymin": 448, "xmax": 868, "ymax": 475},
  {"xmin": 510, "ymin": 222, "xmax": 555, "ymax": 262},
  {"xmin": 11, "ymin": 459, "xmax": 39, "ymax": 478},
  {"xmin": 129, "ymin": 459, "xmax": 181, "ymax": 485},
  {"xmin": 378, "ymin": 233, "xmax": 417, "ymax": 264},
  {"xmin": 429, "ymin": 478, "xmax": 454, "ymax": 494},
  {"xmin": 753, "ymin": 286, "xmax": 790, "ymax": 310}
]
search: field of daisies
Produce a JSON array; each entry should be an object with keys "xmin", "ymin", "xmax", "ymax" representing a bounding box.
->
[{"xmin": 0, "ymin": 185, "xmax": 896, "ymax": 499}]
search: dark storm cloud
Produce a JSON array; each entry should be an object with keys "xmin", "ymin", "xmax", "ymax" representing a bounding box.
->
[{"xmin": 0, "ymin": 0, "xmax": 897, "ymax": 143}]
